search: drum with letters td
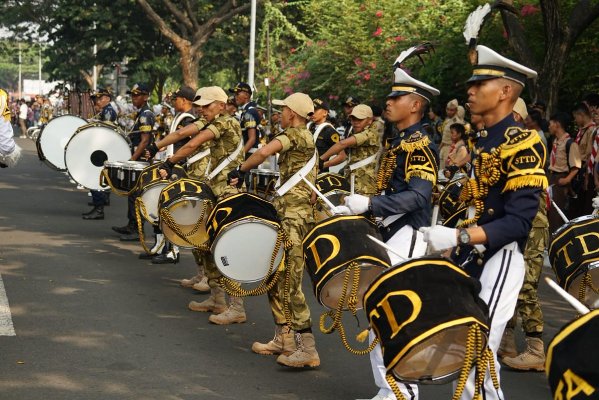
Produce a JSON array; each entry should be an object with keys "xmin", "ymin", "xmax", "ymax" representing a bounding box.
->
[
  {"xmin": 438, "ymin": 173, "xmax": 468, "ymax": 228},
  {"xmin": 314, "ymin": 173, "xmax": 351, "ymax": 222},
  {"xmin": 364, "ymin": 257, "xmax": 490, "ymax": 384},
  {"xmin": 136, "ymin": 163, "xmax": 187, "ymax": 224},
  {"xmin": 207, "ymin": 193, "xmax": 284, "ymax": 283},
  {"xmin": 158, "ymin": 178, "xmax": 216, "ymax": 249},
  {"xmin": 550, "ymin": 214, "xmax": 599, "ymax": 309},
  {"xmin": 303, "ymin": 215, "xmax": 390, "ymax": 310}
]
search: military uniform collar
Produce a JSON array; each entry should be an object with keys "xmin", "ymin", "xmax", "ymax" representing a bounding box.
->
[
  {"xmin": 391, "ymin": 121, "xmax": 423, "ymax": 145},
  {"xmin": 242, "ymin": 101, "xmax": 256, "ymax": 111},
  {"xmin": 477, "ymin": 113, "xmax": 520, "ymax": 149}
]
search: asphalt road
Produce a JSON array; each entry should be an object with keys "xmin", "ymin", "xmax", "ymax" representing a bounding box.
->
[{"xmin": 0, "ymin": 137, "xmax": 572, "ymax": 399}]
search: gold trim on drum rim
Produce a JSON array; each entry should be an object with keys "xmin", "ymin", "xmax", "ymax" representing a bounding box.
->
[{"xmin": 314, "ymin": 257, "xmax": 390, "ymax": 295}]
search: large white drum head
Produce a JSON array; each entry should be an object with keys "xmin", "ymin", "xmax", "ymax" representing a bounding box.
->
[
  {"xmin": 65, "ymin": 124, "xmax": 131, "ymax": 190},
  {"xmin": 212, "ymin": 220, "xmax": 284, "ymax": 283},
  {"xmin": 38, "ymin": 115, "xmax": 87, "ymax": 170},
  {"xmin": 140, "ymin": 183, "xmax": 168, "ymax": 224}
]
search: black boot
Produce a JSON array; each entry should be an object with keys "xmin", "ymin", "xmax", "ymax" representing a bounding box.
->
[
  {"xmin": 112, "ymin": 223, "xmax": 135, "ymax": 234},
  {"xmin": 82, "ymin": 207, "xmax": 104, "ymax": 220},
  {"xmin": 151, "ymin": 251, "xmax": 180, "ymax": 264}
]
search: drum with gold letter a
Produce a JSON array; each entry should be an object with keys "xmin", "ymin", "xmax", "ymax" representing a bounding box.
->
[
  {"xmin": 550, "ymin": 214, "xmax": 599, "ymax": 310},
  {"xmin": 314, "ymin": 173, "xmax": 351, "ymax": 221},
  {"xmin": 303, "ymin": 215, "xmax": 390, "ymax": 311},
  {"xmin": 546, "ymin": 309, "xmax": 599, "ymax": 400},
  {"xmin": 363, "ymin": 257, "xmax": 492, "ymax": 392},
  {"xmin": 158, "ymin": 178, "xmax": 216, "ymax": 249}
]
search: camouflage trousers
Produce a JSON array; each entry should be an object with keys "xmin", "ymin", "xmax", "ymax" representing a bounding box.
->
[
  {"xmin": 267, "ymin": 208, "xmax": 314, "ymax": 331},
  {"xmin": 506, "ymin": 225, "xmax": 548, "ymax": 334},
  {"xmin": 344, "ymin": 166, "xmax": 377, "ymax": 196}
]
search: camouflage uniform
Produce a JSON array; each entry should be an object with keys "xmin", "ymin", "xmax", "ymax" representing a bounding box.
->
[
  {"xmin": 197, "ymin": 114, "xmax": 244, "ymax": 288},
  {"xmin": 343, "ymin": 123, "xmax": 380, "ymax": 196},
  {"xmin": 268, "ymin": 126, "xmax": 316, "ymax": 331},
  {"xmin": 507, "ymin": 192, "xmax": 548, "ymax": 334}
]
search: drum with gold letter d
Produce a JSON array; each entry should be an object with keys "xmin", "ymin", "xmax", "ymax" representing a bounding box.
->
[{"xmin": 363, "ymin": 257, "xmax": 492, "ymax": 390}]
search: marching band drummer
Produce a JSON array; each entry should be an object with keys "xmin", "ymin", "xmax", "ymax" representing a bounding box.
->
[
  {"xmin": 82, "ymin": 87, "xmax": 117, "ymax": 221},
  {"xmin": 419, "ymin": 46, "xmax": 547, "ymax": 400},
  {"xmin": 0, "ymin": 88, "xmax": 21, "ymax": 169},
  {"xmin": 319, "ymin": 104, "xmax": 380, "ymax": 196},
  {"xmin": 343, "ymin": 68, "xmax": 440, "ymax": 400},
  {"xmin": 146, "ymin": 86, "xmax": 198, "ymax": 265},
  {"xmin": 158, "ymin": 86, "xmax": 248, "ymax": 325},
  {"xmin": 112, "ymin": 83, "xmax": 156, "ymax": 241},
  {"xmin": 227, "ymin": 92, "xmax": 321, "ymax": 369}
]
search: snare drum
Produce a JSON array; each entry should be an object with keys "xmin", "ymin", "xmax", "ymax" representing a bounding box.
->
[
  {"xmin": 550, "ymin": 214, "xmax": 599, "ymax": 309},
  {"xmin": 438, "ymin": 173, "xmax": 468, "ymax": 228},
  {"xmin": 207, "ymin": 193, "xmax": 284, "ymax": 283},
  {"xmin": 248, "ymin": 169, "xmax": 279, "ymax": 199},
  {"xmin": 65, "ymin": 122, "xmax": 132, "ymax": 190},
  {"xmin": 36, "ymin": 114, "xmax": 87, "ymax": 170},
  {"xmin": 158, "ymin": 178, "xmax": 216, "ymax": 249},
  {"xmin": 314, "ymin": 173, "xmax": 350, "ymax": 221},
  {"xmin": 101, "ymin": 160, "xmax": 148, "ymax": 194},
  {"xmin": 364, "ymin": 257, "xmax": 490, "ymax": 385},
  {"xmin": 303, "ymin": 215, "xmax": 390, "ymax": 310},
  {"xmin": 136, "ymin": 163, "xmax": 187, "ymax": 224}
]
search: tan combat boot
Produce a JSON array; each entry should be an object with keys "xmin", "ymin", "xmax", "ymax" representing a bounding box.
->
[
  {"xmin": 180, "ymin": 274, "xmax": 201, "ymax": 288},
  {"xmin": 276, "ymin": 332, "xmax": 320, "ymax": 368},
  {"xmin": 251, "ymin": 325, "xmax": 296, "ymax": 355},
  {"xmin": 208, "ymin": 296, "xmax": 247, "ymax": 325},
  {"xmin": 192, "ymin": 276, "xmax": 210, "ymax": 292},
  {"xmin": 188, "ymin": 287, "xmax": 226, "ymax": 314},
  {"xmin": 497, "ymin": 327, "xmax": 517, "ymax": 359},
  {"xmin": 502, "ymin": 336, "xmax": 545, "ymax": 371}
]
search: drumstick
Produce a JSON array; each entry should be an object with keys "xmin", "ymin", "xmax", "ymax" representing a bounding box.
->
[
  {"xmin": 300, "ymin": 174, "xmax": 337, "ymax": 211},
  {"xmin": 350, "ymin": 173, "xmax": 355, "ymax": 195},
  {"xmin": 544, "ymin": 277, "xmax": 590, "ymax": 315},
  {"xmin": 550, "ymin": 199, "xmax": 569, "ymax": 224},
  {"xmin": 431, "ymin": 204, "xmax": 439, "ymax": 227},
  {"xmin": 367, "ymin": 234, "xmax": 406, "ymax": 261}
]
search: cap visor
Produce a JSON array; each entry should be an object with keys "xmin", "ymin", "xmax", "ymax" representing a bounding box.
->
[
  {"xmin": 387, "ymin": 90, "xmax": 411, "ymax": 98},
  {"xmin": 194, "ymin": 98, "xmax": 214, "ymax": 106},
  {"xmin": 466, "ymin": 75, "xmax": 499, "ymax": 84},
  {"xmin": 228, "ymin": 88, "xmax": 237, "ymax": 93},
  {"xmin": 272, "ymin": 99, "xmax": 286, "ymax": 106}
]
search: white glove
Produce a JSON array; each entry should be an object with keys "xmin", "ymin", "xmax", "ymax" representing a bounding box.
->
[
  {"xmin": 344, "ymin": 194, "xmax": 370, "ymax": 214},
  {"xmin": 419, "ymin": 226, "xmax": 457, "ymax": 252},
  {"xmin": 592, "ymin": 195, "xmax": 599, "ymax": 210},
  {"xmin": 331, "ymin": 205, "xmax": 352, "ymax": 215}
]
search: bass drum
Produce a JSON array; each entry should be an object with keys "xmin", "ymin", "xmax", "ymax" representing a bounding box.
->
[
  {"xmin": 314, "ymin": 173, "xmax": 350, "ymax": 222},
  {"xmin": 137, "ymin": 163, "xmax": 187, "ymax": 224},
  {"xmin": 64, "ymin": 122, "xmax": 132, "ymax": 190},
  {"xmin": 550, "ymin": 214, "xmax": 599, "ymax": 309},
  {"xmin": 36, "ymin": 115, "xmax": 87, "ymax": 170},
  {"xmin": 364, "ymin": 257, "xmax": 490, "ymax": 385}
]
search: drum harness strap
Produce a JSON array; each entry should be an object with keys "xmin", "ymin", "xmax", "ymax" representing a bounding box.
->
[
  {"xmin": 168, "ymin": 112, "xmax": 195, "ymax": 158},
  {"xmin": 319, "ymin": 261, "xmax": 380, "ymax": 355},
  {"xmin": 207, "ymin": 139, "xmax": 243, "ymax": 180},
  {"xmin": 275, "ymin": 151, "xmax": 317, "ymax": 197},
  {"xmin": 186, "ymin": 148, "xmax": 210, "ymax": 167},
  {"xmin": 312, "ymin": 122, "xmax": 334, "ymax": 142},
  {"xmin": 348, "ymin": 153, "xmax": 377, "ymax": 171}
]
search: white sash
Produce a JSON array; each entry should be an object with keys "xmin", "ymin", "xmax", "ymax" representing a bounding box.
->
[
  {"xmin": 186, "ymin": 148, "xmax": 210, "ymax": 167},
  {"xmin": 313, "ymin": 122, "xmax": 334, "ymax": 142},
  {"xmin": 348, "ymin": 153, "xmax": 377, "ymax": 171},
  {"xmin": 165, "ymin": 112, "xmax": 195, "ymax": 157},
  {"xmin": 207, "ymin": 139, "xmax": 243, "ymax": 180},
  {"xmin": 275, "ymin": 151, "xmax": 317, "ymax": 197}
]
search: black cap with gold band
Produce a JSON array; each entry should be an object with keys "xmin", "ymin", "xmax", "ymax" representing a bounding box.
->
[{"xmin": 467, "ymin": 45, "xmax": 537, "ymax": 87}]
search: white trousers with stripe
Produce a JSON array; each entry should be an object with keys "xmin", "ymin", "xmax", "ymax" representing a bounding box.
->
[{"xmin": 455, "ymin": 241, "xmax": 524, "ymax": 400}]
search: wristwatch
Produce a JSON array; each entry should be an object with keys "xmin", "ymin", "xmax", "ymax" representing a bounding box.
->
[{"xmin": 458, "ymin": 228, "xmax": 471, "ymax": 245}]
